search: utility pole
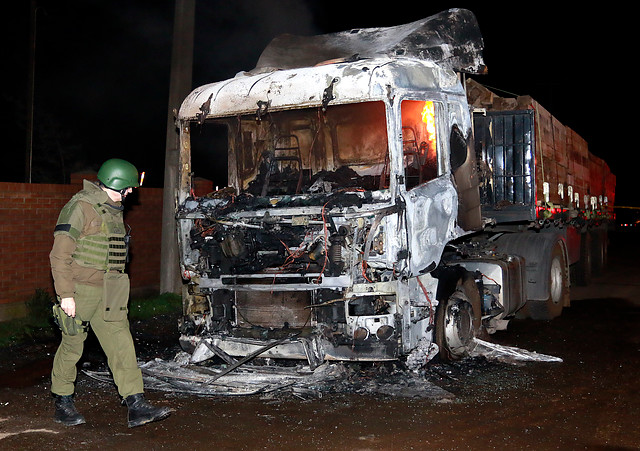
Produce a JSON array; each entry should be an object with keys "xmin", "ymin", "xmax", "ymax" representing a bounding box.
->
[
  {"xmin": 25, "ymin": 0, "xmax": 38, "ymax": 183},
  {"xmin": 160, "ymin": 0, "xmax": 195, "ymax": 294}
]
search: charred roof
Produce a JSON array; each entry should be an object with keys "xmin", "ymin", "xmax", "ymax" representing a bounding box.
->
[{"xmin": 252, "ymin": 8, "xmax": 485, "ymax": 75}]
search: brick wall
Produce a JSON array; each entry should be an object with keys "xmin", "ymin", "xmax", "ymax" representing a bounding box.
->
[{"xmin": 0, "ymin": 177, "xmax": 164, "ymax": 321}]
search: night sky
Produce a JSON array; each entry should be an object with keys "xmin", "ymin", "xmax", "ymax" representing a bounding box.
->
[{"xmin": 4, "ymin": 2, "xmax": 633, "ymax": 206}]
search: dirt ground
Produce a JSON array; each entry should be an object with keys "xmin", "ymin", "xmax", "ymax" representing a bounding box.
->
[{"xmin": 1, "ymin": 231, "xmax": 639, "ymax": 450}]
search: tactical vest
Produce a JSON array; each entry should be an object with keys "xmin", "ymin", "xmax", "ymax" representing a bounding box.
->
[
  {"xmin": 73, "ymin": 202, "xmax": 128, "ymax": 272},
  {"xmin": 56, "ymin": 184, "xmax": 128, "ymax": 272}
]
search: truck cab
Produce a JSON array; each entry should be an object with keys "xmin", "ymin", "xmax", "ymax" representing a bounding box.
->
[{"xmin": 173, "ymin": 9, "xmax": 537, "ymax": 366}]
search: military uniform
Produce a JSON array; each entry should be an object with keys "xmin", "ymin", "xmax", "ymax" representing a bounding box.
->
[
  {"xmin": 49, "ymin": 179, "xmax": 143, "ymax": 398},
  {"xmin": 50, "ymin": 159, "xmax": 171, "ymax": 428}
]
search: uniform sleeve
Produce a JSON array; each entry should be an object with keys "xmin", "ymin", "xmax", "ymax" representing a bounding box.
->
[
  {"xmin": 49, "ymin": 200, "xmax": 86, "ymax": 298},
  {"xmin": 49, "ymin": 234, "xmax": 78, "ymax": 298},
  {"xmin": 53, "ymin": 200, "xmax": 85, "ymax": 240}
]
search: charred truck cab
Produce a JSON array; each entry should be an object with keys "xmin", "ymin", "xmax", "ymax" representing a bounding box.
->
[{"xmin": 174, "ymin": 9, "xmax": 614, "ymax": 368}]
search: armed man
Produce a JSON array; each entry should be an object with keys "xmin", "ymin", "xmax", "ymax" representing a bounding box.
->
[{"xmin": 49, "ymin": 158, "xmax": 172, "ymax": 428}]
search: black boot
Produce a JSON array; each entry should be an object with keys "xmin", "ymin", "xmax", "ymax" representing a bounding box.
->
[
  {"xmin": 53, "ymin": 394, "xmax": 86, "ymax": 426},
  {"xmin": 125, "ymin": 393, "xmax": 172, "ymax": 428}
]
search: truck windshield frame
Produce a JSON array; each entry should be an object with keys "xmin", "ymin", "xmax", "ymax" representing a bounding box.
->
[{"xmin": 187, "ymin": 101, "xmax": 391, "ymax": 198}]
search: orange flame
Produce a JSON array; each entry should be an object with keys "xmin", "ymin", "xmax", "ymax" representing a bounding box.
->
[{"xmin": 421, "ymin": 101, "xmax": 437, "ymax": 152}]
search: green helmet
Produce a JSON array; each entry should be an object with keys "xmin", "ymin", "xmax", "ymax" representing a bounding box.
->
[{"xmin": 97, "ymin": 159, "xmax": 140, "ymax": 190}]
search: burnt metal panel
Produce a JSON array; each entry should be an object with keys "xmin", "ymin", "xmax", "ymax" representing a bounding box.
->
[
  {"xmin": 252, "ymin": 9, "xmax": 485, "ymax": 75},
  {"xmin": 474, "ymin": 110, "xmax": 536, "ymax": 223}
]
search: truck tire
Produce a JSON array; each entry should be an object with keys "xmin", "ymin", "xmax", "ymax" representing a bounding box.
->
[
  {"xmin": 571, "ymin": 232, "xmax": 592, "ymax": 286},
  {"xmin": 591, "ymin": 230, "xmax": 608, "ymax": 275},
  {"xmin": 435, "ymin": 272, "xmax": 482, "ymax": 361},
  {"xmin": 527, "ymin": 240, "xmax": 568, "ymax": 320}
]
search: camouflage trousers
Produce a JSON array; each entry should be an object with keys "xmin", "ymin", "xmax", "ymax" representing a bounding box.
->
[{"xmin": 51, "ymin": 282, "xmax": 144, "ymax": 398}]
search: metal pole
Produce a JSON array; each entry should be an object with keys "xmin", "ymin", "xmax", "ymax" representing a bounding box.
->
[
  {"xmin": 160, "ymin": 0, "xmax": 195, "ymax": 294},
  {"xmin": 25, "ymin": 0, "xmax": 38, "ymax": 183}
]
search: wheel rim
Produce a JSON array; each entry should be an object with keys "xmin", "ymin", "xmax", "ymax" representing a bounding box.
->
[
  {"xmin": 443, "ymin": 295, "xmax": 475, "ymax": 357},
  {"xmin": 549, "ymin": 256, "xmax": 563, "ymax": 305}
]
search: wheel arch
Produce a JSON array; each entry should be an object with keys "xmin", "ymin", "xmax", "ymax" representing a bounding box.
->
[{"xmin": 431, "ymin": 264, "xmax": 470, "ymax": 301}]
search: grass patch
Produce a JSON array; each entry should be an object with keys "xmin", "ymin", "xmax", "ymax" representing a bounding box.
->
[
  {"xmin": 0, "ymin": 291, "xmax": 182, "ymax": 348},
  {"xmin": 0, "ymin": 289, "xmax": 57, "ymax": 348},
  {"xmin": 128, "ymin": 292, "xmax": 182, "ymax": 320},
  {"xmin": 0, "ymin": 317, "xmax": 51, "ymax": 348}
]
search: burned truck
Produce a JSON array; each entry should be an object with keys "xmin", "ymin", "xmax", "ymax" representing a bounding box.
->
[{"xmin": 174, "ymin": 9, "xmax": 615, "ymax": 367}]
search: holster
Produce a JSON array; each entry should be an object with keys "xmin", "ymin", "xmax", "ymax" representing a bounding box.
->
[{"xmin": 52, "ymin": 303, "xmax": 89, "ymax": 336}]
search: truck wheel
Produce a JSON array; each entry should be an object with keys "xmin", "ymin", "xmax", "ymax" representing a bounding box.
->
[
  {"xmin": 528, "ymin": 241, "xmax": 568, "ymax": 320},
  {"xmin": 571, "ymin": 232, "xmax": 592, "ymax": 286},
  {"xmin": 435, "ymin": 273, "xmax": 482, "ymax": 361},
  {"xmin": 591, "ymin": 230, "xmax": 607, "ymax": 275}
]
